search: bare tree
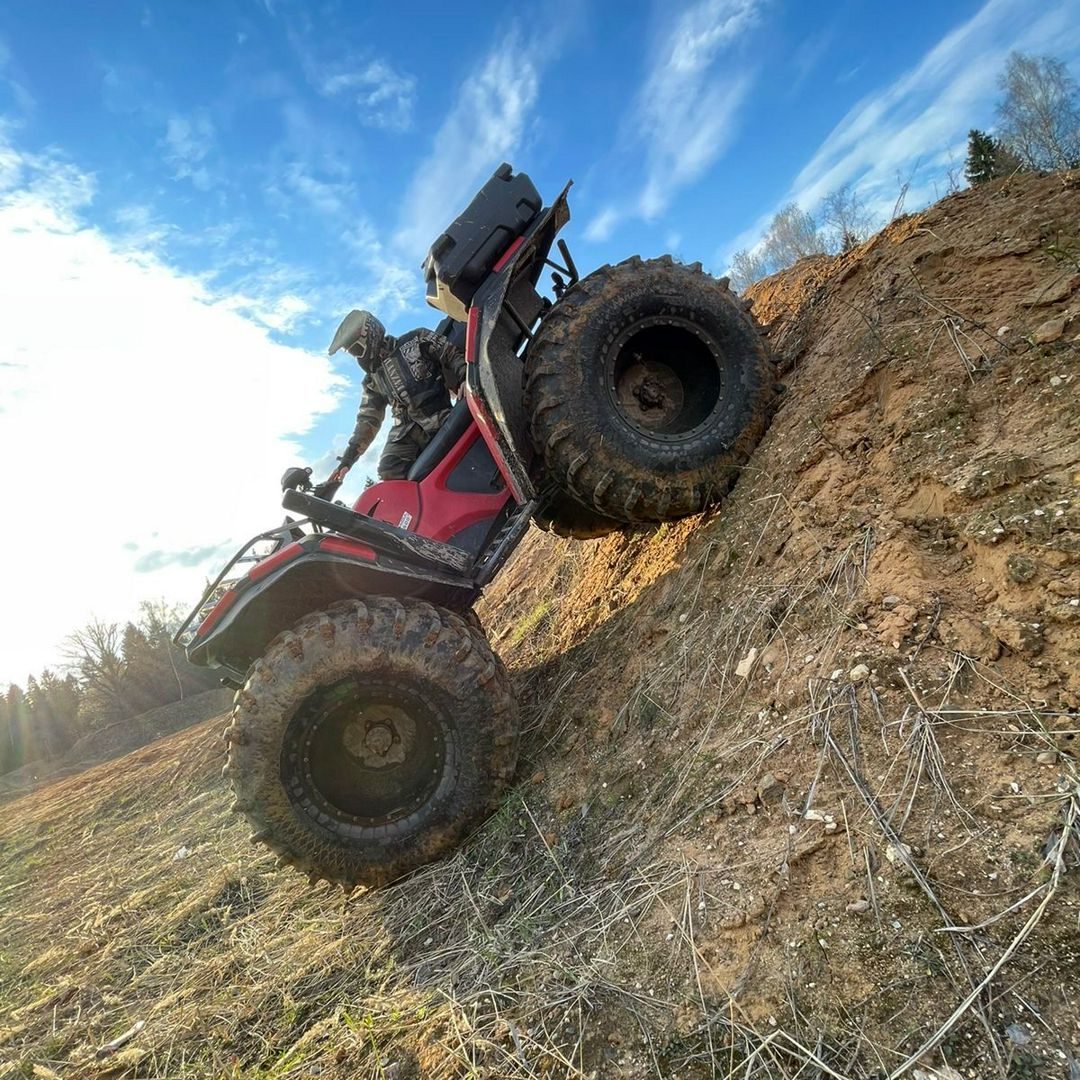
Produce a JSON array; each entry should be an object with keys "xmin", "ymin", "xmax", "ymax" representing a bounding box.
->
[
  {"xmin": 762, "ymin": 203, "xmax": 826, "ymax": 267},
  {"xmin": 729, "ymin": 247, "xmax": 771, "ymax": 292},
  {"xmin": 62, "ymin": 618, "xmax": 132, "ymax": 721},
  {"xmin": 997, "ymin": 52, "xmax": 1080, "ymax": 171},
  {"xmin": 819, "ymin": 184, "xmax": 874, "ymax": 251},
  {"xmin": 728, "ymin": 204, "xmax": 826, "ymax": 291}
]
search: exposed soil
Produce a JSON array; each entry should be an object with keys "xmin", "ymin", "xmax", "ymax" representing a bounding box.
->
[{"xmin": 1, "ymin": 171, "xmax": 1078, "ymax": 1080}]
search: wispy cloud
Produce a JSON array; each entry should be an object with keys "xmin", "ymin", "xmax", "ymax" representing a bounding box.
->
[
  {"xmin": 163, "ymin": 110, "xmax": 215, "ymax": 189},
  {"xmin": 724, "ymin": 0, "xmax": 1080, "ymax": 261},
  {"xmin": 319, "ymin": 59, "xmax": 417, "ymax": 133},
  {"xmin": 585, "ymin": 0, "xmax": 762, "ymax": 239},
  {"xmin": 394, "ymin": 26, "xmax": 545, "ymax": 261},
  {"xmin": 0, "ymin": 37, "xmax": 34, "ymax": 114},
  {"xmin": 636, "ymin": 0, "xmax": 761, "ymax": 218},
  {"xmin": 133, "ymin": 543, "xmax": 235, "ymax": 573}
]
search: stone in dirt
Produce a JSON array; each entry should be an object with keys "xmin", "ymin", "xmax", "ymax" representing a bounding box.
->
[
  {"xmin": 1006, "ymin": 553, "xmax": 1037, "ymax": 583},
  {"xmin": 1032, "ymin": 315, "xmax": 1067, "ymax": 344},
  {"xmin": 1036, "ymin": 750, "xmax": 1057, "ymax": 765},
  {"xmin": 757, "ymin": 772, "xmax": 783, "ymax": 801},
  {"xmin": 849, "ymin": 663, "xmax": 870, "ymax": 682},
  {"xmin": 885, "ymin": 842, "xmax": 913, "ymax": 865},
  {"xmin": 734, "ymin": 647, "xmax": 758, "ymax": 678}
]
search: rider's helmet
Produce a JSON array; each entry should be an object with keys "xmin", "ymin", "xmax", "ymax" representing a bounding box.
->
[{"xmin": 328, "ymin": 310, "xmax": 390, "ymax": 373}]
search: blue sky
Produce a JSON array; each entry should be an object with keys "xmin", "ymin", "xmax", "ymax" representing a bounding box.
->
[{"xmin": 2, "ymin": 0, "xmax": 1079, "ymax": 684}]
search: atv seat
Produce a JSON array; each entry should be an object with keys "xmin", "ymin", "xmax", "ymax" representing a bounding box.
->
[{"xmin": 407, "ymin": 398, "xmax": 474, "ymax": 482}]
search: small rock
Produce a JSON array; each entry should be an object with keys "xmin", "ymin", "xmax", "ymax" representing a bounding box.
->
[
  {"xmin": 830, "ymin": 668, "xmax": 842, "ymax": 680},
  {"xmin": 885, "ymin": 842, "xmax": 912, "ymax": 865},
  {"xmin": 804, "ymin": 809, "xmax": 826, "ymax": 822},
  {"xmin": 172, "ymin": 846, "xmax": 191, "ymax": 861},
  {"xmin": 1005, "ymin": 1022, "xmax": 1031, "ymax": 1046},
  {"xmin": 1006, "ymin": 553, "xmax": 1037, "ymax": 584},
  {"xmin": 529, "ymin": 769, "xmax": 546, "ymax": 785},
  {"xmin": 849, "ymin": 663, "xmax": 871, "ymax": 683},
  {"xmin": 1036, "ymin": 750, "xmax": 1058, "ymax": 765},
  {"xmin": 1050, "ymin": 374, "xmax": 1065, "ymax": 387},
  {"xmin": 757, "ymin": 772, "xmax": 783, "ymax": 802},
  {"xmin": 1033, "ymin": 315, "xmax": 1067, "ymax": 344},
  {"xmin": 735, "ymin": 647, "xmax": 758, "ymax": 679},
  {"xmin": 824, "ymin": 821, "xmax": 839, "ymax": 834},
  {"xmin": 845, "ymin": 899, "xmax": 870, "ymax": 914},
  {"xmin": 882, "ymin": 595, "xmax": 902, "ymax": 609}
]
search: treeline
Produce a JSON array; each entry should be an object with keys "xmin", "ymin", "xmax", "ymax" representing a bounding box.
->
[
  {"xmin": 0, "ymin": 601, "xmax": 218, "ymax": 776},
  {"xmin": 730, "ymin": 51, "xmax": 1080, "ymax": 291}
]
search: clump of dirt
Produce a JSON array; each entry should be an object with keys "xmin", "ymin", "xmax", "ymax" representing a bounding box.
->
[{"xmin": 1, "ymin": 171, "xmax": 1078, "ymax": 1080}]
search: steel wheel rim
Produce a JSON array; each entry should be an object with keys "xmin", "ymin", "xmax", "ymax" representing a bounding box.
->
[{"xmin": 281, "ymin": 677, "xmax": 447, "ymax": 828}]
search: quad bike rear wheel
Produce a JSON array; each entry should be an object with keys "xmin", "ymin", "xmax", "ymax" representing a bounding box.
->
[
  {"xmin": 524, "ymin": 256, "xmax": 776, "ymax": 523},
  {"xmin": 223, "ymin": 597, "xmax": 518, "ymax": 889}
]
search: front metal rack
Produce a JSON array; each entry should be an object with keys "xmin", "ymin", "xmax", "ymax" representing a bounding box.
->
[{"xmin": 172, "ymin": 519, "xmax": 313, "ymax": 649}]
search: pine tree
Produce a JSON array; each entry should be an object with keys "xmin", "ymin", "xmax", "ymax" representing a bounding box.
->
[{"xmin": 965, "ymin": 129, "xmax": 999, "ymax": 184}]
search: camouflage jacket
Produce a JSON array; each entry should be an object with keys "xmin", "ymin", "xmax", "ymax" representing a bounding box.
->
[{"xmin": 344, "ymin": 328, "xmax": 466, "ymax": 462}]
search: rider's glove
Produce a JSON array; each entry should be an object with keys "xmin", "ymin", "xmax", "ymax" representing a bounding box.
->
[{"xmin": 312, "ymin": 463, "xmax": 350, "ymax": 501}]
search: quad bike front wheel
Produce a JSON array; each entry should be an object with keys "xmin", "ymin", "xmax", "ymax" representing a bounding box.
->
[
  {"xmin": 524, "ymin": 256, "xmax": 777, "ymax": 523},
  {"xmin": 223, "ymin": 597, "xmax": 518, "ymax": 889}
]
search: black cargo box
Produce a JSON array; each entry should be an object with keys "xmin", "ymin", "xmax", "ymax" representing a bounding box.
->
[{"xmin": 424, "ymin": 163, "xmax": 542, "ymax": 321}]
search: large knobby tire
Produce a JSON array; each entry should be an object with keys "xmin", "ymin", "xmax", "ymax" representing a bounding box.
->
[
  {"xmin": 223, "ymin": 597, "xmax": 518, "ymax": 889},
  {"xmin": 533, "ymin": 489, "xmax": 623, "ymax": 540},
  {"xmin": 524, "ymin": 256, "xmax": 776, "ymax": 523}
]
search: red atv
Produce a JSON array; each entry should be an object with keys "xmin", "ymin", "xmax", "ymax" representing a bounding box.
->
[{"xmin": 176, "ymin": 164, "xmax": 777, "ymax": 888}]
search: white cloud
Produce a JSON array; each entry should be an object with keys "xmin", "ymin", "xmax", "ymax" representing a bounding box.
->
[
  {"xmin": 281, "ymin": 159, "xmax": 355, "ymax": 218},
  {"xmin": 394, "ymin": 27, "xmax": 543, "ymax": 261},
  {"xmin": 163, "ymin": 111, "xmax": 215, "ymax": 189},
  {"xmin": 320, "ymin": 59, "xmax": 417, "ymax": 133},
  {"xmin": 583, "ymin": 206, "xmax": 619, "ymax": 242},
  {"xmin": 723, "ymin": 0, "xmax": 1080, "ymax": 262},
  {"xmin": 0, "ymin": 133, "xmax": 344, "ymax": 684}
]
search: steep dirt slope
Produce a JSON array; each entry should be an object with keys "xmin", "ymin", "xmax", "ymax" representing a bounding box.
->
[{"xmin": 1, "ymin": 171, "xmax": 1078, "ymax": 1080}]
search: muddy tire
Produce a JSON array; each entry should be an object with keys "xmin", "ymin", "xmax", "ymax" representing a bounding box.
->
[
  {"xmin": 532, "ymin": 489, "xmax": 623, "ymax": 540},
  {"xmin": 524, "ymin": 256, "xmax": 775, "ymax": 523},
  {"xmin": 223, "ymin": 597, "xmax": 518, "ymax": 889}
]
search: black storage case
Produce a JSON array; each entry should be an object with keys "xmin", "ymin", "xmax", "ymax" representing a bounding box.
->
[{"xmin": 424, "ymin": 163, "xmax": 542, "ymax": 320}]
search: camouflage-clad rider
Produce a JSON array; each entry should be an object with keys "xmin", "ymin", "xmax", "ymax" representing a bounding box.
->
[{"xmin": 315, "ymin": 310, "xmax": 466, "ymax": 497}]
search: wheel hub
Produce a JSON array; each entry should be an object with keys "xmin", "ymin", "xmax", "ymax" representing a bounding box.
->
[
  {"xmin": 621, "ymin": 361, "xmax": 685, "ymax": 425},
  {"xmin": 606, "ymin": 316, "xmax": 723, "ymax": 441},
  {"xmin": 341, "ymin": 709, "xmax": 414, "ymax": 768}
]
